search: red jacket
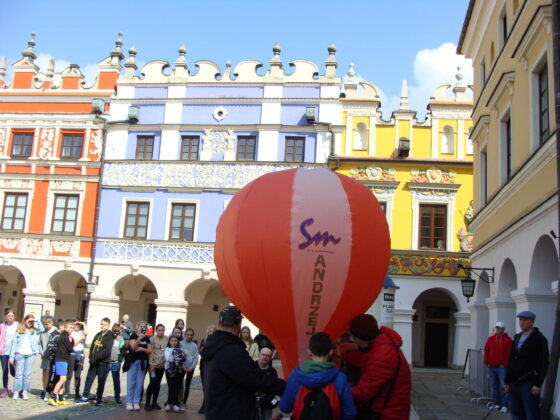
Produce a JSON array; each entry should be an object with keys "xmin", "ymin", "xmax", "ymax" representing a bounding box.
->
[
  {"xmin": 343, "ymin": 326, "xmax": 411, "ymax": 420},
  {"xmin": 484, "ymin": 333, "xmax": 512, "ymax": 368}
]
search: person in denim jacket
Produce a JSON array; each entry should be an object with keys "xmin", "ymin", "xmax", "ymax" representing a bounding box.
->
[
  {"xmin": 0, "ymin": 308, "xmax": 18, "ymax": 397},
  {"xmin": 9, "ymin": 313, "xmax": 44, "ymax": 399}
]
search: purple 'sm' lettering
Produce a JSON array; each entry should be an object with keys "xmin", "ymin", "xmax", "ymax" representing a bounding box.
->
[{"xmin": 298, "ymin": 218, "xmax": 341, "ymax": 249}]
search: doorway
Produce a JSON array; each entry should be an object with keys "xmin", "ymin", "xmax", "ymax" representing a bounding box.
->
[{"xmin": 424, "ymin": 322, "xmax": 449, "ymax": 366}]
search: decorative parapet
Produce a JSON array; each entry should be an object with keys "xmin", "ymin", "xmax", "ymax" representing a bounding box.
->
[
  {"xmin": 349, "ymin": 166, "xmax": 397, "ymax": 181},
  {"xmin": 103, "ymin": 161, "xmax": 325, "ymax": 189},
  {"xmin": 388, "ymin": 250, "xmax": 470, "ymax": 277},
  {"xmin": 0, "ymin": 237, "xmax": 78, "ymax": 257},
  {"xmin": 100, "ymin": 240, "xmax": 214, "ymax": 265},
  {"xmin": 410, "ymin": 167, "xmax": 456, "ymax": 183}
]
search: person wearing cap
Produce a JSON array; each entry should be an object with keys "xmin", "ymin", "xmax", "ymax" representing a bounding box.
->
[
  {"xmin": 483, "ymin": 321, "xmax": 512, "ymax": 413},
  {"xmin": 340, "ymin": 314, "xmax": 411, "ymax": 420},
  {"xmin": 504, "ymin": 311, "xmax": 549, "ymax": 420},
  {"xmin": 200, "ymin": 306, "xmax": 286, "ymax": 420}
]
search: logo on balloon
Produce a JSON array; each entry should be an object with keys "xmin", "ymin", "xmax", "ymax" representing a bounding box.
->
[{"xmin": 298, "ymin": 218, "xmax": 341, "ymax": 250}]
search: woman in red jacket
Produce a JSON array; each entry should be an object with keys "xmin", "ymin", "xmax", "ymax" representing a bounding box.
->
[{"xmin": 342, "ymin": 314, "xmax": 411, "ymax": 420}]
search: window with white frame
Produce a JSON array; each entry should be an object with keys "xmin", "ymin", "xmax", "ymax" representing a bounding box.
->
[
  {"xmin": 409, "ymin": 183, "xmax": 459, "ymax": 252},
  {"xmin": 364, "ymin": 182, "xmax": 398, "ymax": 237},
  {"xmin": 499, "ymin": 7, "xmax": 508, "ymax": 51},
  {"xmin": 479, "ymin": 146, "xmax": 488, "ymax": 207},
  {"xmin": 169, "ymin": 203, "xmax": 196, "ymax": 241},
  {"xmin": 51, "ymin": 194, "xmax": 79, "ymax": 234},
  {"xmin": 1, "ymin": 193, "xmax": 28, "ymax": 231},
  {"xmin": 500, "ymin": 112, "xmax": 512, "ymax": 184},
  {"xmin": 441, "ymin": 125, "xmax": 455, "ymax": 154},
  {"xmin": 531, "ymin": 56, "xmax": 550, "ymax": 150},
  {"xmin": 124, "ymin": 201, "xmax": 150, "ymax": 239},
  {"xmin": 480, "ymin": 60, "xmax": 486, "ymax": 88}
]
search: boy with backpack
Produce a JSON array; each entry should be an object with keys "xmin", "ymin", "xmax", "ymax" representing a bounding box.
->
[{"xmin": 279, "ymin": 332, "xmax": 356, "ymax": 420}]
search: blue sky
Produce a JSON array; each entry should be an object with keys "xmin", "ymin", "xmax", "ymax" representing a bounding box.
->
[{"xmin": 0, "ymin": 0, "xmax": 472, "ymax": 118}]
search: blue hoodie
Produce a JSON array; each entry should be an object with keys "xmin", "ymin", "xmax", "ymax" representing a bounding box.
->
[{"xmin": 280, "ymin": 361, "xmax": 356, "ymax": 420}]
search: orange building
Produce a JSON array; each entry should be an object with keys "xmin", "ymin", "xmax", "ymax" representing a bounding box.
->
[{"xmin": 0, "ymin": 33, "xmax": 122, "ymax": 319}]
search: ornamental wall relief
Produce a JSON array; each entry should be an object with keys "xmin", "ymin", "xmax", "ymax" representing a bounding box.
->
[
  {"xmin": 201, "ymin": 129, "xmax": 235, "ymax": 160},
  {"xmin": 38, "ymin": 128, "xmax": 55, "ymax": 159},
  {"xmin": 51, "ymin": 181, "xmax": 83, "ymax": 191},
  {"xmin": 350, "ymin": 166, "xmax": 396, "ymax": 181},
  {"xmin": 89, "ymin": 129, "xmax": 102, "ymax": 158},
  {"xmin": 0, "ymin": 128, "xmax": 6, "ymax": 155},
  {"xmin": 410, "ymin": 167, "xmax": 456, "ymax": 183}
]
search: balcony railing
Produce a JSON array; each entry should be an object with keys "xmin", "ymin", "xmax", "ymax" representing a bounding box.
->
[
  {"xmin": 103, "ymin": 160, "xmax": 325, "ymax": 189},
  {"xmin": 99, "ymin": 239, "xmax": 214, "ymax": 265}
]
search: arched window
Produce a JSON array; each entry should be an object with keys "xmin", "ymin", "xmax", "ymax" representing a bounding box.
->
[
  {"xmin": 353, "ymin": 122, "xmax": 368, "ymax": 150},
  {"xmin": 441, "ymin": 125, "xmax": 454, "ymax": 154}
]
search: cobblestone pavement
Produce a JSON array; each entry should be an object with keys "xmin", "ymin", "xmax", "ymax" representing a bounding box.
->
[
  {"xmin": 411, "ymin": 368, "xmax": 509, "ymax": 420},
  {"xmin": 0, "ymin": 356, "xmax": 207, "ymax": 420}
]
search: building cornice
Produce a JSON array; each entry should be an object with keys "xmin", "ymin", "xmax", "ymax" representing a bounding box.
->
[{"xmin": 336, "ymin": 155, "xmax": 472, "ymax": 166}]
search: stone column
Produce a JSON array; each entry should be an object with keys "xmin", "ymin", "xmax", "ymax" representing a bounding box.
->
[
  {"xmin": 453, "ymin": 311, "xmax": 471, "ymax": 368},
  {"xmin": 486, "ymin": 295, "xmax": 516, "ymax": 335},
  {"xmin": 85, "ymin": 294, "xmax": 120, "ymax": 344},
  {"xmin": 392, "ymin": 308, "xmax": 415, "ymax": 364},
  {"xmin": 468, "ymin": 302, "xmax": 489, "ymax": 350},
  {"xmin": 512, "ymin": 288, "xmax": 557, "ymax": 340},
  {"xmin": 22, "ymin": 288, "xmax": 56, "ymax": 318},
  {"xmin": 155, "ymin": 299, "xmax": 188, "ymax": 331}
]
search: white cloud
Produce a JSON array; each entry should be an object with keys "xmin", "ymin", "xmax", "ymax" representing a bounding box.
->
[{"xmin": 380, "ymin": 42, "xmax": 473, "ymax": 120}]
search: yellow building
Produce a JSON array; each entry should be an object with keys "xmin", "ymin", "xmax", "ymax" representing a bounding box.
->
[
  {"xmin": 459, "ymin": 0, "xmax": 558, "ymax": 414},
  {"xmin": 332, "ymin": 67, "xmax": 473, "ymax": 367}
]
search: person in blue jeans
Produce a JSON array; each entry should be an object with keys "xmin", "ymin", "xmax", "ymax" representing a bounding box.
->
[
  {"xmin": 9, "ymin": 313, "xmax": 44, "ymax": 400},
  {"xmin": 504, "ymin": 311, "xmax": 549, "ymax": 420},
  {"xmin": 125, "ymin": 321, "xmax": 152, "ymax": 411},
  {"xmin": 484, "ymin": 321, "xmax": 512, "ymax": 413},
  {"xmin": 108, "ymin": 323, "xmax": 124, "ymax": 404}
]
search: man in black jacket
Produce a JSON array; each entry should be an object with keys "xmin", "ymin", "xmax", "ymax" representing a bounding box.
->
[
  {"xmin": 200, "ymin": 306, "xmax": 286, "ymax": 420},
  {"xmin": 76, "ymin": 318, "xmax": 114, "ymax": 406},
  {"xmin": 504, "ymin": 311, "xmax": 549, "ymax": 419}
]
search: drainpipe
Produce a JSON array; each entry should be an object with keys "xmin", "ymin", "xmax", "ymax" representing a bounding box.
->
[
  {"xmin": 313, "ymin": 121, "xmax": 339, "ymax": 170},
  {"xmin": 84, "ymin": 109, "xmax": 138, "ymax": 324},
  {"xmin": 541, "ymin": 1, "xmax": 560, "ymax": 418}
]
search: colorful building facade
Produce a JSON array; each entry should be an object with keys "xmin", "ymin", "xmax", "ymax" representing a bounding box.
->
[
  {"xmin": 0, "ymin": 34, "xmax": 122, "ymax": 320},
  {"xmin": 459, "ymin": 0, "xmax": 559, "ymax": 414},
  {"xmin": 87, "ymin": 44, "xmax": 344, "ymax": 337},
  {"xmin": 334, "ymin": 67, "xmax": 474, "ymax": 367}
]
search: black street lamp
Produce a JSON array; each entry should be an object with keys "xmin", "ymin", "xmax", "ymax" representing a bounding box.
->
[
  {"xmin": 456, "ymin": 263, "xmax": 494, "ymax": 302},
  {"xmin": 84, "ymin": 274, "xmax": 99, "ymax": 322}
]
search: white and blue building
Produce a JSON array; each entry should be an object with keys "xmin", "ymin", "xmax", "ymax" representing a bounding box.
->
[{"xmin": 87, "ymin": 44, "xmax": 345, "ymax": 336}]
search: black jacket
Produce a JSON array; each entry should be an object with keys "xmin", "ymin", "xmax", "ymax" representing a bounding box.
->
[
  {"xmin": 200, "ymin": 330, "xmax": 286, "ymax": 420},
  {"xmin": 254, "ymin": 360, "xmax": 279, "ymax": 409},
  {"xmin": 89, "ymin": 330, "xmax": 114, "ymax": 366},
  {"xmin": 55, "ymin": 331, "xmax": 74, "ymax": 362},
  {"xmin": 505, "ymin": 327, "xmax": 549, "ymax": 387}
]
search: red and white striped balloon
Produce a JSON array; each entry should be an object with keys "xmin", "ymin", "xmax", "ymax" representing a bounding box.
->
[{"xmin": 214, "ymin": 168, "xmax": 390, "ymax": 375}]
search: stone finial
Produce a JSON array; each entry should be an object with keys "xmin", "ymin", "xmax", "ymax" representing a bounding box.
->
[
  {"xmin": 453, "ymin": 66, "xmax": 467, "ymax": 100},
  {"xmin": 174, "ymin": 44, "xmax": 187, "ymax": 69},
  {"xmin": 222, "ymin": 59, "xmax": 232, "ymax": 81},
  {"xmin": 325, "ymin": 43, "xmax": 337, "ymax": 78},
  {"xmin": 22, "ymin": 32, "xmax": 37, "ymax": 61},
  {"xmin": 111, "ymin": 32, "xmax": 125, "ymax": 61},
  {"xmin": 124, "ymin": 46, "xmax": 138, "ymax": 78},
  {"xmin": 270, "ymin": 43, "xmax": 282, "ymax": 66},
  {"xmin": 347, "ymin": 62, "xmax": 356, "ymax": 80},
  {"xmin": 45, "ymin": 58, "xmax": 55, "ymax": 78},
  {"xmin": 400, "ymin": 80, "xmax": 409, "ymax": 109},
  {"xmin": 0, "ymin": 56, "xmax": 6, "ymax": 83}
]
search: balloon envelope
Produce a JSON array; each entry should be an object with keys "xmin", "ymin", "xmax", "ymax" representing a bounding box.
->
[{"xmin": 214, "ymin": 168, "xmax": 390, "ymax": 375}]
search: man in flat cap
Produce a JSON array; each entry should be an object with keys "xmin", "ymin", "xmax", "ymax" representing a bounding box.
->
[
  {"xmin": 200, "ymin": 306, "xmax": 286, "ymax": 420},
  {"xmin": 504, "ymin": 311, "xmax": 549, "ymax": 420},
  {"xmin": 484, "ymin": 321, "xmax": 512, "ymax": 413},
  {"xmin": 341, "ymin": 314, "xmax": 411, "ymax": 420}
]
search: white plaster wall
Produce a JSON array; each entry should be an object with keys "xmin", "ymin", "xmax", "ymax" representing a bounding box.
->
[
  {"xmin": 107, "ymin": 102, "xmax": 129, "ymax": 122},
  {"xmin": 257, "ymin": 131, "xmax": 280, "ymax": 161},
  {"xmin": 164, "ymin": 103, "xmax": 183, "ymax": 124},
  {"xmin": 159, "ymin": 130, "xmax": 180, "ymax": 160},
  {"xmin": 116, "ymin": 86, "xmax": 134, "ymax": 100},
  {"xmin": 318, "ymin": 103, "xmax": 342, "ymax": 125},
  {"xmin": 168, "ymin": 86, "xmax": 186, "ymax": 98},
  {"xmin": 105, "ymin": 130, "xmax": 129, "ymax": 159},
  {"xmin": 316, "ymin": 132, "xmax": 331, "ymax": 163},
  {"xmin": 263, "ymin": 85, "xmax": 283, "ymax": 98},
  {"xmin": 320, "ymin": 85, "xmax": 341, "ymax": 100},
  {"xmin": 261, "ymin": 102, "xmax": 281, "ymax": 124}
]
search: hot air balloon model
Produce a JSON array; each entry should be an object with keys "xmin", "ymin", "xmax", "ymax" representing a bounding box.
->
[{"xmin": 214, "ymin": 168, "xmax": 390, "ymax": 375}]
